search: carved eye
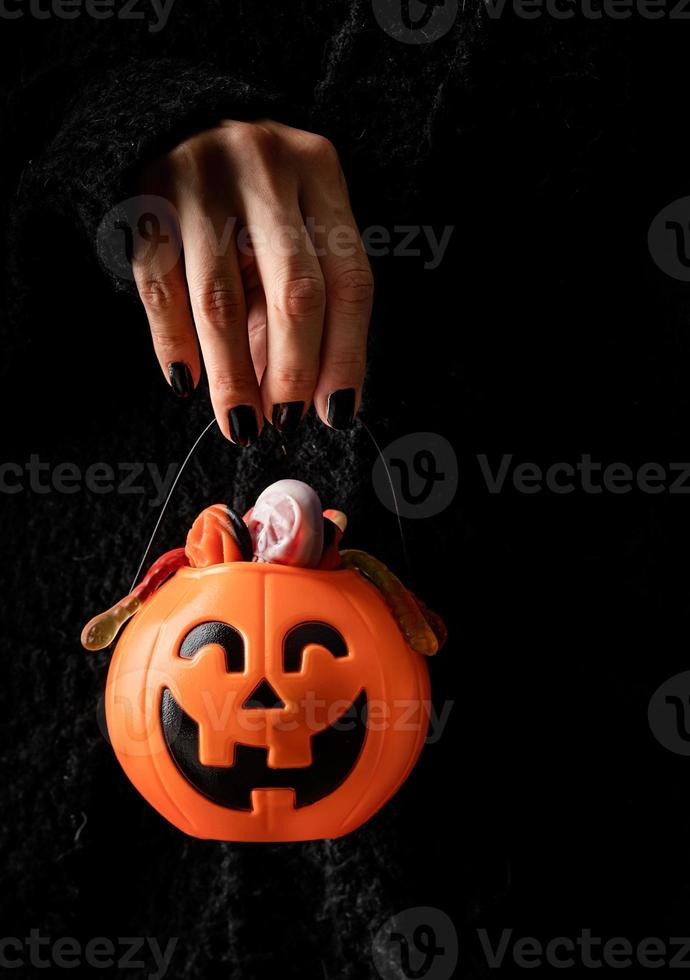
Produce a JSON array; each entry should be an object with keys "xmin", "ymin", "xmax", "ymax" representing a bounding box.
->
[
  {"xmin": 283, "ymin": 622, "xmax": 348, "ymax": 673},
  {"xmin": 179, "ymin": 622, "xmax": 245, "ymax": 672}
]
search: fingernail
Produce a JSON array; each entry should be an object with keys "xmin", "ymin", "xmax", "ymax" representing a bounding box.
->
[
  {"xmin": 272, "ymin": 401, "xmax": 305, "ymax": 435},
  {"xmin": 228, "ymin": 405, "xmax": 259, "ymax": 447},
  {"xmin": 326, "ymin": 388, "xmax": 356, "ymax": 430},
  {"xmin": 168, "ymin": 362, "xmax": 194, "ymax": 398}
]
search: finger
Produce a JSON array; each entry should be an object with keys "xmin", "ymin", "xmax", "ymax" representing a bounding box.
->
[
  {"xmin": 247, "ymin": 291, "xmax": 268, "ymax": 384},
  {"xmin": 239, "ymin": 256, "xmax": 268, "ymax": 382},
  {"xmin": 179, "ymin": 199, "xmax": 263, "ymax": 446},
  {"xmin": 131, "ymin": 201, "xmax": 200, "ymax": 399},
  {"xmin": 243, "ymin": 194, "xmax": 325, "ymax": 435},
  {"xmin": 303, "ymin": 186, "xmax": 373, "ymax": 430}
]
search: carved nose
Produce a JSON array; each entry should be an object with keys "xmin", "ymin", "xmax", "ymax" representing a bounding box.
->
[{"xmin": 242, "ymin": 679, "xmax": 285, "ymax": 710}]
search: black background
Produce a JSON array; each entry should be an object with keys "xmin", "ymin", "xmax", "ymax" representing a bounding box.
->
[{"xmin": 2, "ymin": 2, "xmax": 690, "ymax": 977}]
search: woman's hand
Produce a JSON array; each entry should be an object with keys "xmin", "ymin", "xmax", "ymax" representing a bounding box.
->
[{"xmin": 133, "ymin": 119, "xmax": 373, "ymax": 445}]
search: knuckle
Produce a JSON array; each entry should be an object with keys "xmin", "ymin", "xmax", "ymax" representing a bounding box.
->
[
  {"xmin": 165, "ymin": 139, "xmax": 194, "ymax": 172},
  {"xmin": 194, "ymin": 277, "xmax": 244, "ymax": 328},
  {"xmin": 303, "ymin": 133, "xmax": 339, "ymax": 168},
  {"xmin": 222, "ymin": 123, "xmax": 295, "ymax": 199},
  {"xmin": 149, "ymin": 329, "xmax": 190, "ymax": 357},
  {"xmin": 226, "ymin": 122, "xmax": 282, "ymax": 163},
  {"xmin": 136, "ymin": 275, "xmax": 182, "ymax": 313},
  {"xmin": 248, "ymin": 124, "xmax": 281, "ymax": 154},
  {"xmin": 275, "ymin": 275, "xmax": 326, "ymax": 320},
  {"xmin": 208, "ymin": 367, "xmax": 256, "ymax": 395},
  {"xmin": 330, "ymin": 267, "xmax": 374, "ymax": 308},
  {"xmin": 165, "ymin": 139, "xmax": 205, "ymax": 188},
  {"xmin": 272, "ymin": 364, "xmax": 318, "ymax": 391},
  {"xmin": 327, "ymin": 349, "xmax": 367, "ymax": 383},
  {"xmin": 166, "ymin": 132, "xmax": 228, "ymax": 196}
]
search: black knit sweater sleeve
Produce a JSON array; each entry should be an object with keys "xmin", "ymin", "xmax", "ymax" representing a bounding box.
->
[{"xmin": 8, "ymin": 57, "xmax": 298, "ymax": 294}]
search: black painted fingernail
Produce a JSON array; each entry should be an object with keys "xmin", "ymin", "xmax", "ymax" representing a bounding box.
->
[
  {"xmin": 168, "ymin": 362, "xmax": 194, "ymax": 398},
  {"xmin": 326, "ymin": 388, "xmax": 356, "ymax": 430},
  {"xmin": 228, "ymin": 405, "xmax": 259, "ymax": 447},
  {"xmin": 271, "ymin": 401, "xmax": 305, "ymax": 435}
]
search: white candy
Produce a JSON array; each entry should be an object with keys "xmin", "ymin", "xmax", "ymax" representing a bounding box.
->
[{"xmin": 247, "ymin": 479, "xmax": 324, "ymax": 568}]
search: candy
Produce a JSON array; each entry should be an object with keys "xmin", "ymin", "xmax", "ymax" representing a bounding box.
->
[
  {"xmin": 247, "ymin": 479, "xmax": 324, "ymax": 568},
  {"xmin": 81, "ymin": 547, "xmax": 188, "ymax": 651},
  {"xmin": 318, "ymin": 513, "xmax": 346, "ymax": 570},
  {"xmin": 186, "ymin": 504, "xmax": 247, "ymax": 566},
  {"xmin": 340, "ymin": 549, "xmax": 440, "ymax": 656},
  {"xmin": 81, "ymin": 481, "xmax": 446, "ymax": 659}
]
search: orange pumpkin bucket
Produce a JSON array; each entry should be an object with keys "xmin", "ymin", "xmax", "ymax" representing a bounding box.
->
[{"xmin": 83, "ymin": 480, "xmax": 445, "ymax": 842}]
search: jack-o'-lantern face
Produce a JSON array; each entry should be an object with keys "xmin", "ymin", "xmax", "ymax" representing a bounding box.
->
[{"xmin": 106, "ymin": 563, "xmax": 431, "ymax": 841}]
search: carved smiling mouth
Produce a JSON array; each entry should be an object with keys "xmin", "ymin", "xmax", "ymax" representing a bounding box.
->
[{"xmin": 160, "ymin": 689, "xmax": 368, "ymax": 811}]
